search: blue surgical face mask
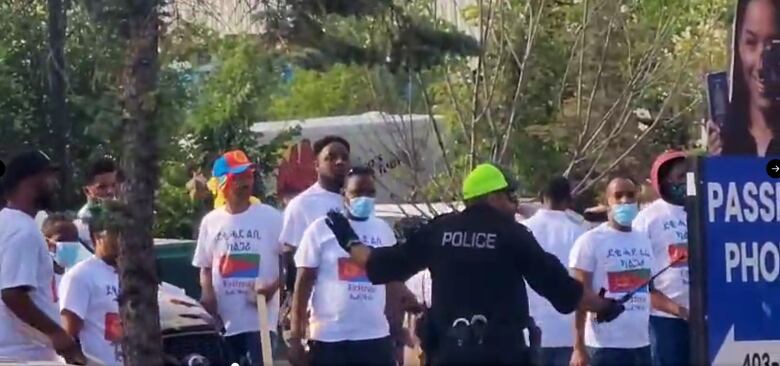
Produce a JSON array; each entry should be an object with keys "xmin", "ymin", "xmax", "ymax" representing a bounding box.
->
[
  {"xmin": 54, "ymin": 241, "xmax": 92, "ymax": 269},
  {"xmin": 348, "ymin": 197, "xmax": 376, "ymax": 219},
  {"xmin": 612, "ymin": 203, "xmax": 639, "ymax": 227}
]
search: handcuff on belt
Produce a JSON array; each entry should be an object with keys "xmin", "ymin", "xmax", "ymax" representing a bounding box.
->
[{"xmin": 447, "ymin": 314, "xmax": 489, "ymax": 347}]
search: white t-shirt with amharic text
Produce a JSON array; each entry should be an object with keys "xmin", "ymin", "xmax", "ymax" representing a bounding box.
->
[
  {"xmin": 569, "ymin": 223, "xmax": 654, "ymax": 349},
  {"xmin": 0, "ymin": 208, "xmax": 61, "ymax": 361},
  {"xmin": 295, "ymin": 215, "xmax": 396, "ymax": 342},
  {"xmin": 59, "ymin": 257, "xmax": 123, "ymax": 365},
  {"xmin": 192, "ymin": 204, "xmax": 284, "ymax": 336},
  {"xmin": 633, "ymin": 199, "xmax": 689, "ymax": 318},
  {"xmin": 280, "ymin": 183, "xmax": 343, "ymax": 248},
  {"xmin": 522, "ymin": 209, "xmax": 585, "ymax": 348}
]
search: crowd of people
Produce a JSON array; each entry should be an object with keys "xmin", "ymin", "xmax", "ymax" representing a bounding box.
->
[
  {"xmin": 520, "ymin": 151, "xmax": 690, "ymax": 366},
  {"xmin": 0, "ymin": 136, "xmax": 691, "ymax": 366}
]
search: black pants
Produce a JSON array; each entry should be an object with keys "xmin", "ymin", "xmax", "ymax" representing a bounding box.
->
[
  {"xmin": 224, "ymin": 331, "xmax": 278, "ymax": 366},
  {"xmin": 432, "ymin": 348, "xmax": 531, "ymax": 365},
  {"xmin": 587, "ymin": 346, "xmax": 652, "ymax": 366},
  {"xmin": 308, "ymin": 336, "xmax": 395, "ymax": 366},
  {"xmin": 431, "ymin": 339, "xmax": 531, "ymax": 365}
]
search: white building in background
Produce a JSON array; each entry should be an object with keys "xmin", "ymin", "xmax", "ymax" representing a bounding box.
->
[
  {"xmin": 169, "ymin": 0, "xmax": 265, "ymax": 34},
  {"xmin": 435, "ymin": 0, "xmax": 479, "ymax": 39},
  {"xmin": 169, "ymin": 0, "xmax": 476, "ymax": 36},
  {"xmin": 251, "ymin": 112, "xmax": 447, "ymax": 204}
]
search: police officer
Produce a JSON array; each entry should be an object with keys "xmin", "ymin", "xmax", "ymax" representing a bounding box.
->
[{"xmin": 323, "ymin": 163, "xmax": 626, "ymax": 365}]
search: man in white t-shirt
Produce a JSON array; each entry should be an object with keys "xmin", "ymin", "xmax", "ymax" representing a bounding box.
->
[
  {"xmin": 59, "ymin": 201, "xmax": 126, "ymax": 365},
  {"xmin": 278, "ymin": 136, "xmax": 350, "ymax": 331},
  {"xmin": 192, "ymin": 150, "xmax": 284, "ymax": 366},
  {"xmin": 289, "ymin": 167, "xmax": 402, "ymax": 366},
  {"xmin": 279, "ymin": 136, "xmax": 350, "ymax": 256},
  {"xmin": 569, "ymin": 177, "xmax": 660, "ymax": 366},
  {"xmin": 633, "ymin": 151, "xmax": 691, "ymax": 366},
  {"xmin": 0, "ymin": 151, "xmax": 85, "ymax": 364},
  {"xmin": 75, "ymin": 157, "xmax": 120, "ymax": 249},
  {"xmin": 522, "ymin": 177, "xmax": 585, "ymax": 366}
]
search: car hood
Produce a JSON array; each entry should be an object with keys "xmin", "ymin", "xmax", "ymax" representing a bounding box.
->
[{"xmin": 158, "ymin": 283, "xmax": 215, "ymax": 332}]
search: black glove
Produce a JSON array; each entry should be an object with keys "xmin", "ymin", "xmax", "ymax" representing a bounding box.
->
[
  {"xmin": 325, "ymin": 210, "xmax": 361, "ymax": 252},
  {"xmin": 594, "ymin": 288, "xmax": 625, "ymax": 323}
]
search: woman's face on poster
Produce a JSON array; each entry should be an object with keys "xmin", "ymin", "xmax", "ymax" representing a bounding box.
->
[{"xmin": 740, "ymin": 0, "xmax": 780, "ymax": 111}]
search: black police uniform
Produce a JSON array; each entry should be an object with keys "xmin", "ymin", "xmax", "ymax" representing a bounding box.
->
[{"xmin": 364, "ymin": 204, "xmax": 584, "ymax": 365}]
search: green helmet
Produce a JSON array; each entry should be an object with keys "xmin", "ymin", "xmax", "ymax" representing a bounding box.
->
[{"xmin": 462, "ymin": 163, "xmax": 518, "ymax": 200}]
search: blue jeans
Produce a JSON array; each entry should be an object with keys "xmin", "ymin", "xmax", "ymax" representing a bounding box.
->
[
  {"xmin": 587, "ymin": 346, "xmax": 652, "ymax": 366},
  {"xmin": 539, "ymin": 347, "xmax": 572, "ymax": 366},
  {"xmin": 225, "ymin": 331, "xmax": 277, "ymax": 366},
  {"xmin": 650, "ymin": 316, "xmax": 690, "ymax": 366}
]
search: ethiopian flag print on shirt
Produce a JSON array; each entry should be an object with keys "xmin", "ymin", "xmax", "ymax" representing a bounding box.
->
[
  {"xmin": 104, "ymin": 313, "xmax": 123, "ymax": 342},
  {"xmin": 607, "ymin": 268, "xmax": 651, "ymax": 293},
  {"xmin": 667, "ymin": 243, "xmax": 688, "ymax": 267},
  {"xmin": 338, "ymin": 258, "xmax": 370, "ymax": 283},
  {"xmin": 219, "ymin": 253, "xmax": 260, "ymax": 278}
]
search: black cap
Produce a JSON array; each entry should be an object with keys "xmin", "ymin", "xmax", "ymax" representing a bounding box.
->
[{"xmin": 1, "ymin": 150, "xmax": 59, "ymax": 192}]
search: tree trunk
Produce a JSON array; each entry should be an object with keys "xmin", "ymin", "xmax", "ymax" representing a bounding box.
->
[
  {"xmin": 47, "ymin": 0, "xmax": 71, "ymax": 209},
  {"xmin": 117, "ymin": 1, "xmax": 163, "ymax": 365}
]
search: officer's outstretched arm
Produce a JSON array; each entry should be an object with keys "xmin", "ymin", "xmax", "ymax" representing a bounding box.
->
[
  {"xmin": 325, "ymin": 211, "xmax": 430, "ymax": 284},
  {"xmin": 514, "ymin": 224, "xmax": 584, "ymax": 314},
  {"xmin": 571, "ymin": 269, "xmax": 626, "ymax": 323},
  {"xmin": 365, "ymin": 239, "xmax": 429, "ymax": 284}
]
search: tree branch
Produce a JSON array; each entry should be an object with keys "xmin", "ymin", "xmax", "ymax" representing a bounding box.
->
[
  {"xmin": 573, "ymin": 45, "xmax": 694, "ymax": 194},
  {"xmin": 498, "ymin": 0, "xmax": 546, "ymax": 163}
]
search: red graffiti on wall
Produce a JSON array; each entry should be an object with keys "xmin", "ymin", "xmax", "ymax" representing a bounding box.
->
[{"xmin": 276, "ymin": 139, "xmax": 317, "ymax": 198}]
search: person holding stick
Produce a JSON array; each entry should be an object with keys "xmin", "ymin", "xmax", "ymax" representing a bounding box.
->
[
  {"xmin": 192, "ymin": 150, "xmax": 283, "ymax": 366},
  {"xmin": 569, "ymin": 177, "xmax": 673, "ymax": 366},
  {"xmin": 633, "ymin": 151, "xmax": 691, "ymax": 366}
]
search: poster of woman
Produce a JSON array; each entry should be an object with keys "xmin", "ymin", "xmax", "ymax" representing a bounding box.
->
[{"xmin": 709, "ymin": 0, "xmax": 780, "ymax": 156}]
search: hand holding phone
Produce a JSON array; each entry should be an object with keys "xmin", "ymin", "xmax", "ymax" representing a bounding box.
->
[{"xmin": 705, "ymin": 71, "xmax": 729, "ymax": 155}]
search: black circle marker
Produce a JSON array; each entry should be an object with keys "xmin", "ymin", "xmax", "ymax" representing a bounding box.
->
[{"xmin": 768, "ymin": 159, "xmax": 780, "ymax": 179}]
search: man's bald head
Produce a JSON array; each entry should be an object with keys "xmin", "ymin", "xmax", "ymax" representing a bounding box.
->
[{"xmin": 606, "ymin": 177, "xmax": 638, "ymax": 207}]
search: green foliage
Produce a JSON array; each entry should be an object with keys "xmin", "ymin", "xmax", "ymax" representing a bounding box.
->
[
  {"xmin": 1, "ymin": 0, "xmax": 736, "ymax": 231},
  {"xmin": 153, "ymin": 162, "xmax": 198, "ymax": 238},
  {"xmin": 152, "ymin": 33, "xmax": 299, "ymax": 237},
  {"xmin": 264, "ymin": 0, "xmax": 479, "ymax": 71},
  {"xmin": 87, "ymin": 199, "xmax": 130, "ymax": 235},
  {"xmin": 423, "ymin": 0, "xmax": 732, "ymax": 202},
  {"xmin": 0, "ymin": 0, "xmax": 126, "ymax": 205},
  {"xmin": 268, "ymin": 64, "xmax": 376, "ymax": 120}
]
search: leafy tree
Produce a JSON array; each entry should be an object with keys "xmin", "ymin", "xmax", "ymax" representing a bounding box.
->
[
  {"xmin": 419, "ymin": 0, "xmax": 731, "ymax": 203},
  {"xmin": 267, "ymin": 64, "xmax": 376, "ymax": 119},
  {"xmin": 262, "ymin": 0, "xmax": 479, "ymax": 71},
  {"xmin": 0, "ymin": 1, "xmax": 126, "ymax": 206}
]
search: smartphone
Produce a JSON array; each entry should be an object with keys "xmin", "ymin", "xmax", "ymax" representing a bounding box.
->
[{"xmin": 706, "ymin": 71, "xmax": 729, "ymax": 128}]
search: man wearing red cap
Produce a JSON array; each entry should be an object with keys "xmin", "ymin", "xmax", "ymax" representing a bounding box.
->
[
  {"xmin": 633, "ymin": 151, "xmax": 690, "ymax": 366},
  {"xmin": 191, "ymin": 150, "xmax": 284, "ymax": 366}
]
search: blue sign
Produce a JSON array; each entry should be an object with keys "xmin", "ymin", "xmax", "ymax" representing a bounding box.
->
[{"xmin": 700, "ymin": 157, "xmax": 780, "ymax": 365}]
